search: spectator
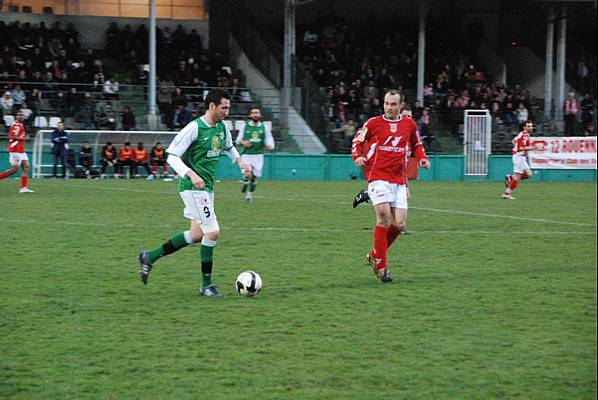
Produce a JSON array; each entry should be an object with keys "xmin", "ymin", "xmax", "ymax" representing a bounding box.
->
[
  {"xmin": 516, "ymin": 102, "xmax": 528, "ymax": 125},
  {"xmin": 51, "ymin": 121, "xmax": 69, "ymax": 178},
  {"xmin": 150, "ymin": 142, "xmax": 169, "ymax": 178},
  {"xmin": 51, "ymin": 90, "xmax": 68, "ymax": 119},
  {"xmin": 18, "ymin": 103, "xmax": 33, "ymax": 127},
  {"xmin": 79, "ymin": 141, "xmax": 94, "ymax": 177},
  {"xmin": 580, "ymin": 93, "xmax": 594, "ymax": 135},
  {"xmin": 133, "ymin": 64, "xmax": 148, "ymax": 86},
  {"xmin": 171, "ymin": 87, "xmax": 187, "ymax": 109},
  {"xmin": 1, "ymin": 91, "xmax": 14, "ymax": 116},
  {"xmin": 332, "ymin": 118, "xmax": 357, "ymax": 148},
  {"xmin": 121, "ymin": 106, "xmax": 136, "ymax": 131},
  {"xmin": 564, "ymin": 92, "xmax": 579, "ymax": 136},
  {"xmin": 11, "ymin": 84, "xmax": 26, "ymax": 109},
  {"xmin": 96, "ymin": 111, "xmax": 116, "ymax": 130},
  {"xmin": 503, "ymin": 102, "xmax": 517, "ymax": 127},
  {"xmin": 368, "ymin": 97, "xmax": 383, "ymax": 118},
  {"xmin": 66, "ymin": 87, "xmax": 82, "ymax": 117},
  {"xmin": 103, "ymin": 76, "xmax": 119, "ymax": 100}
]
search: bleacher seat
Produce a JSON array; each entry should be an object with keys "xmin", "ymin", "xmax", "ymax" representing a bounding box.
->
[
  {"xmin": 3, "ymin": 115, "xmax": 15, "ymax": 127},
  {"xmin": 34, "ymin": 116, "xmax": 49, "ymax": 128},
  {"xmin": 49, "ymin": 117, "xmax": 62, "ymax": 128}
]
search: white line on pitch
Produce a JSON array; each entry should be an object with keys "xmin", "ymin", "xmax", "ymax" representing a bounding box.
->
[
  {"xmin": 0, "ymin": 217, "xmax": 595, "ymax": 236},
  {"xmin": 62, "ymin": 183, "xmax": 596, "ymax": 228}
]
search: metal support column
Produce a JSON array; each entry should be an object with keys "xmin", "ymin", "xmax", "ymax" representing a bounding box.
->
[
  {"xmin": 147, "ymin": 0, "xmax": 158, "ymax": 129},
  {"xmin": 544, "ymin": 6, "xmax": 554, "ymax": 122},
  {"xmin": 282, "ymin": 0, "xmax": 296, "ymax": 132},
  {"xmin": 555, "ymin": 4, "xmax": 567, "ymax": 122},
  {"xmin": 416, "ymin": 0, "xmax": 428, "ymax": 104}
]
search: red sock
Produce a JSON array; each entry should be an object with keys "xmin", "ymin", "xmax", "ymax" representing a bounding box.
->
[
  {"xmin": 521, "ymin": 172, "xmax": 530, "ymax": 180},
  {"xmin": 508, "ymin": 177, "xmax": 519, "ymax": 191},
  {"xmin": 152, "ymin": 163, "xmax": 158, "ymax": 173},
  {"xmin": 373, "ymin": 225, "xmax": 389, "ymax": 269},
  {"xmin": 0, "ymin": 170, "xmax": 11, "ymax": 180},
  {"xmin": 163, "ymin": 165, "xmax": 168, "ymax": 175},
  {"xmin": 386, "ymin": 225, "xmax": 402, "ymax": 249},
  {"xmin": 21, "ymin": 175, "xmax": 28, "ymax": 188}
]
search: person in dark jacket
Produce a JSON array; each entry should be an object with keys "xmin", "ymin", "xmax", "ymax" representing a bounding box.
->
[{"xmin": 51, "ymin": 121, "xmax": 69, "ymax": 178}]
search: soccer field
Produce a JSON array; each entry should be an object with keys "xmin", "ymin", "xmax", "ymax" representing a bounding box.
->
[{"xmin": 1, "ymin": 179, "xmax": 596, "ymax": 400}]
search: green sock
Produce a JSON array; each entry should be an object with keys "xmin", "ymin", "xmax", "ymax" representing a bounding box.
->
[
  {"xmin": 147, "ymin": 232, "xmax": 189, "ymax": 263},
  {"xmin": 200, "ymin": 244, "xmax": 214, "ymax": 288},
  {"xmin": 249, "ymin": 182, "xmax": 256, "ymax": 192}
]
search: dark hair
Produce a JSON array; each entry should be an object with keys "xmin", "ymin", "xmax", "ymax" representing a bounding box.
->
[
  {"xmin": 384, "ymin": 89, "xmax": 404, "ymax": 102},
  {"xmin": 204, "ymin": 89, "xmax": 230, "ymax": 108},
  {"xmin": 400, "ymin": 106, "xmax": 412, "ymax": 112},
  {"xmin": 124, "ymin": 141, "xmax": 131, "ymax": 146}
]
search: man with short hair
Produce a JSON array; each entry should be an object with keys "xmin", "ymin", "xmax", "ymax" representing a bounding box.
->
[
  {"xmin": 51, "ymin": 121, "xmax": 69, "ymax": 178},
  {"xmin": 0, "ymin": 111, "xmax": 34, "ymax": 192},
  {"xmin": 138, "ymin": 89, "xmax": 251, "ymax": 297},
  {"xmin": 503, "ymin": 120, "xmax": 538, "ymax": 200},
  {"xmin": 352, "ymin": 90, "xmax": 430, "ymax": 282},
  {"xmin": 235, "ymin": 107, "xmax": 275, "ymax": 203}
]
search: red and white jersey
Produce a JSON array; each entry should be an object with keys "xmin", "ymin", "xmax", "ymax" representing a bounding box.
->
[
  {"xmin": 7, "ymin": 121, "xmax": 26, "ymax": 153},
  {"xmin": 352, "ymin": 114, "xmax": 427, "ymax": 184},
  {"xmin": 512, "ymin": 130, "xmax": 532, "ymax": 156}
]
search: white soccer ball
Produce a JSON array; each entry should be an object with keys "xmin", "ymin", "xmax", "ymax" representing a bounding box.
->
[{"xmin": 235, "ymin": 271, "xmax": 262, "ymax": 296}]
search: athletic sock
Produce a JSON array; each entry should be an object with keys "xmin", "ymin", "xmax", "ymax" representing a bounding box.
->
[
  {"xmin": 0, "ymin": 170, "xmax": 11, "ymax": 180},
  {"xmin": 249, "ymin": 182, "xmax": 256, "ymax": 192},
  {"xmin": 20, "ymin": 175, "xmax": 28, "ymax": 188},
  {"xmin": 200, "ymin": 238, "xmax": 217, "ymax": 288},
  {"xmin": 147, "ymin": 231, "xmax": 193, "ymax": 263},
  {"xmin": 373, "ymin": 225, "xmax": 389, "ymax": 269},
  {"xmin": 386, "ymin": 225, "xmax": 402, "ymax": 249},
  {"xmin": 508, "ymin": 177, "xmax": 519, "ymax": 191}
]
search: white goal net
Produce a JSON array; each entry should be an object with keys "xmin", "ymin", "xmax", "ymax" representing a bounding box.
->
[{"xmin": 463, "ymin": 109, "xmax": 492, "ymax": 176}]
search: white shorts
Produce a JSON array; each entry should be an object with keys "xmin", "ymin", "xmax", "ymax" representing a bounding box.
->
[
  {"xmin": 241, "ymin": 154, "xmax": 264, "ymax": 178},
  {"xmin": 512, "ymin": 154, "xmax": 531, "ymax": 175},
  {"xmin": 179, "ymin": 190, "xmax": 220, "ymax": 233},
  {"xmin": 367, "ymin": 180, "xmax": 408, "ymax": 209},
  {"xmin": 9, "ymin": 152, "xmax": 28, "ymax": 166}
]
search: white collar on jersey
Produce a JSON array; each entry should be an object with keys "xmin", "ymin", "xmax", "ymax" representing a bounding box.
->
[{"xmin": 382, "ymin": 114, "xmax": 403, "ymax": 122}]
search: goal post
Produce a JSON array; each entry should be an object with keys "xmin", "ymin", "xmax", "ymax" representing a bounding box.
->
[
  {"xmin": 32, "ymin": 130, "xmax": 177, "ymax": 178},
  {"xmin": 463, "ymin": 109, "xmax": 492, "ymax": 176}
]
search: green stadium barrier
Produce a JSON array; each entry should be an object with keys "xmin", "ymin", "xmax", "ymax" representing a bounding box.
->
[{"xmin": 1, "ymin": 149, "xmax": 596, "ymax": 182}]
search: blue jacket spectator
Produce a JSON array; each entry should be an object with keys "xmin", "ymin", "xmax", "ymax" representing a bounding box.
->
[{"xmin": 51, "ymin": 122, "xmax": 69, "ymax": 178}]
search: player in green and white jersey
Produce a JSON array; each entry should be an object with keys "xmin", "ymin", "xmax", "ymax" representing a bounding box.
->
[
  {"xmin": 235, "ymin": 107, "xmax": 275, "ymax": 202},
  {"xmin": 138, "ymin": 89, "xmax": 250, "ymax": 298}
]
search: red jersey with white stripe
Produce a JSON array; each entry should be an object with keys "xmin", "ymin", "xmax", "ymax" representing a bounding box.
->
[
  {"xmin": 7, "ymin": 121, "xmax": 26, "ymax": 153},
  {"xmin": 352, "ymin": 115, "xmax": 427, "ymax": 184},
  {"xmin": 512, "ymin": 130, "xmax": 532, "ymax": 156}
]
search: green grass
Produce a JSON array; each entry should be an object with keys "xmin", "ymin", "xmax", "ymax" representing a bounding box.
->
[{"xmin": 0, "ymin": 179, "xmax": 596, "ymax": 400}]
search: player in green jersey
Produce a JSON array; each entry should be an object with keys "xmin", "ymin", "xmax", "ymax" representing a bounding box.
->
[
  {"xmin": 235, "ymin": 107, "xmax": 275, "ymax": 203},
  {"xmin": 138, "ymin": 89, "xmax": 250, "ymax": 297}
]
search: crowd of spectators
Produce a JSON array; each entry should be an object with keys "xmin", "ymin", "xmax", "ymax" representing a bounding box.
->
[
  {"xmin": 0, "ymin": 19, "xmax": 254, "ymax": 132},
  {"xmin": 0, "ymin": 20, "xmax": 122, "ymax": 129},
  {"xmin": 298, "ymin": 15, "xmax": 595, "ymax": 153}
]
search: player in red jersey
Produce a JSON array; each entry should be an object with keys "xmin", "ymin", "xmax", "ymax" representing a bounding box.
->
[
  {"xmin": 0, "ymin": 111, "xmax": 34, "ymax": 193},
  {"xmin": 352, "ymin": 90, "xmax": 430, "ymax": 282},
  {"xmin": 503, "ymin": 120, "xmax": 538, "ymax": 200}
]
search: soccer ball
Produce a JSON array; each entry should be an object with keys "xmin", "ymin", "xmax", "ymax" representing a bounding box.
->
[{"xmin": 235, "ymin": 271, "xmax": 262, "ymax": 296}]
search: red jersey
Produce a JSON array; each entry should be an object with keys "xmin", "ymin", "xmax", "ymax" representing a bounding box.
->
[
  {"xmin": 7, "ymin": 121, "xmax": 26, "ymax": 153},
  {"xmin": 352, "ymin": 115, "xmax": 427, "ymax": 184},
  {"xmin": 512, "ymin": 130, "xmax": 532, "ymax": 156}
]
